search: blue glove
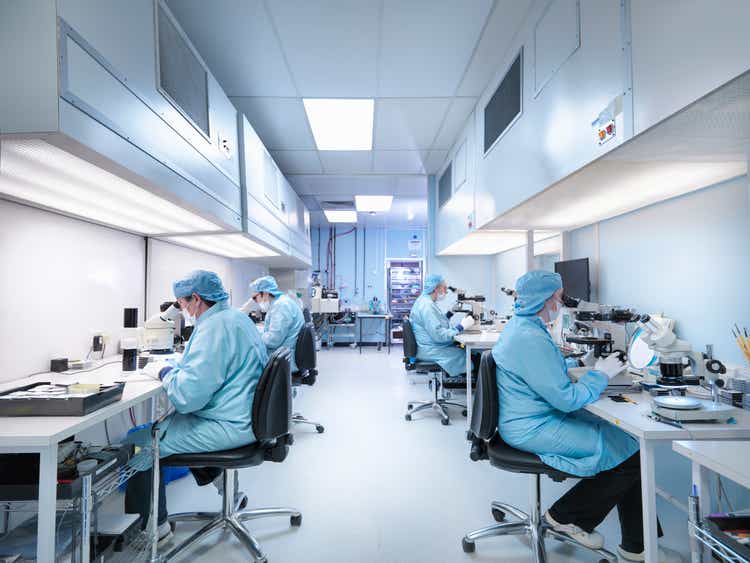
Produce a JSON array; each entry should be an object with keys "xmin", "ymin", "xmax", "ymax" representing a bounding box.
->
[
  {"xmin": 158, "ymin": 366, "xmax": 173, "ymax": 380},
  {"xmin": 122, "ymin": 423, "xmax": 153, "ymax": 448},
  {"xmin": 456, "ymin": 324, "xmax": 464, "ymax": 332}
]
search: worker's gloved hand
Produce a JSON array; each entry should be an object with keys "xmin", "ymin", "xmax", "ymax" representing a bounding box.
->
[
  {"xmin": 460, "ymin": 315, "xmax": 475, "ymax": 331},
  {"xmin": 122, "ymin": 423, "xmax": 153, "ymax": 448},
  {"xmin": 594, "ymin": 354, "xmax": 626, "ymax": 380},
  {"xmin": 141, "ymin": 361, "xmax": 164, "ymax": 380},
  {"xmin": 581, "ymin": 349, "xmax": 597, "ymax": 367}
]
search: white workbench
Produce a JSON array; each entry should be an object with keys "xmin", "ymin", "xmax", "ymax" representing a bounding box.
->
[
  {"xmin": 454, "ymin": 329, "xmax": 502, "ymax": 422},
  {"xmin": 673, "ymin": 440, "xmax": 750, "ymax": 562},
  {"xmin": 585, "ymin": 392, "xmax": 750, "ymax": 562},
  {"xmin": 0, "ymin": 361, "xmax": 164, "ymax": 562}
]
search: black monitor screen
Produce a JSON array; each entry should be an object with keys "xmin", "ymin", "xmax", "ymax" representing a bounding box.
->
[{"xmin": 554, "ymin": 258, "xmax": 591, "ymax": 301}]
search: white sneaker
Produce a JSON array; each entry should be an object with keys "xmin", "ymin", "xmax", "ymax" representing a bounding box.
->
[
  {"xmin": 617, "ymin": 545, "xmax": 668, "ymax": 562},
  {"xmin": 544, "ymin": 511, "xmax": 604, "ymax": 550},
  {"xmin": 156, "ymin": 520, "xmax": 173, "ymax": 547}
]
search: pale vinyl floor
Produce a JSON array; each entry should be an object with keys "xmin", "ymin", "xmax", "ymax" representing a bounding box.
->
[{"xmin": 163, "ymin": 346, "xmax": 688, "ymax": 563}]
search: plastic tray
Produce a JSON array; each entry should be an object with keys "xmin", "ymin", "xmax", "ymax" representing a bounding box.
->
[
  {"xmin": 0, "ymin": 381, "xmax": 124, "ymax": 416},
  {"xmin": 705, "ymin": 515, "xmax": 750, "ymax": 560}
]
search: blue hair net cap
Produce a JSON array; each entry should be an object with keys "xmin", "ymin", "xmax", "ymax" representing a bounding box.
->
[
  {"xmin": 513, "ymin": 270, "xmax": 562, "ymax": 316},
  {"xmin": 173, "ymin": 270, "xmax": 229, "ymax": 302},
  {"xmin": 423, "ymin": 274, "xmax": 445, "ymax": 295},
  {"xmin": 249, "ymin": 275, "xmax": 283, "ymax": 297}
]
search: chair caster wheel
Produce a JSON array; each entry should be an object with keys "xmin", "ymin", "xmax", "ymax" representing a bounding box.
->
[
  {"xmin": 290, "ymin": 514, "xmax": 302, "ymax": 527},
  {"xmin": 462, "ymin": 538, "xmax": 475, "ymax": 553},
  {"xmin": 492, "ymin": 508, "xmax": 505, "ymax": 522},
  {"xmin": 441, "ymin": 418, "xmax": 450, "ymax": 426},
  {"xmin": 287, "ymin": 434, "xmax": 295, "ymax": 446},
  {"xmin": 407, "ymin": 404, "xmax": 413, "ymax": 410},
  {"xmin": 315, "ymin": 425, "xmax": 325, "ymax": 433},
  {"xmin": 462, "ymin": 409, "xmax": 468, "ymax": 417},
  {"xmin": 405, "ymin": 414, "xmax": 412, "ymax": 421}
]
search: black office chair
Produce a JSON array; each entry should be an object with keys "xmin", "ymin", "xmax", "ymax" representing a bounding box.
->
[
  {"xmin": 291, "ymin": 322, "xmax": 324, "ymax": 433},
  {"xmin": 402, "ymin": 318, "xmax": 466, "ymax": 426},
  {"xmin": 462, "ymin": 351, "xmax": 616, "ymax": 562},
  {"xmin": 160, "ymin": 348, "xmax": 301, "ymax": 562}
]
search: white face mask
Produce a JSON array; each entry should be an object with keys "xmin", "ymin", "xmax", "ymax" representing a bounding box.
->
[
  {"xmin": 181, "ymin": 299, "xmax": 196, "ymax": 325},
  {"xmin": 259, "ymin": 299, "xmax": 270, "ymax": 313}
]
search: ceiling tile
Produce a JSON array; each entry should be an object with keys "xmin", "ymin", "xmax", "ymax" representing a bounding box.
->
[
  {"xmin": 457, "ymin": 0, "xmax": 533, "ymax": 96},
  {"xmin": 374, "ymin": 98, "xmax": 451, "ymax": 150},
  {"xmin": 378, "ymin": 0, "xmax": 494, "ymax": 97},
  {"xmin": 424, "ymin": 150, "xmax": 449, "ymax": 174},
  {"xmin": 432, "ymin": 98, "xmax": 477, "ymax": 150},
  {"xmin": 231, "ymin": 97, "xmax": 315, "ymax": 150},
  {"xmin": 270, "ymin": 151, "xmax": 323, "ymax": 174},
  {"xmin": 167, "ymin": 0, "xmax": 297, "ymax": 97},
  {"xmin": 319, "ymin": 151, "xmax": 374, "ymax": 174},
  {"xmin": 266, "ymin": 0, "xmax": 379, "ymax": 97},
  {"xmin": 372, "ymin": 151, "xmax": 426, "ymax": 174}
]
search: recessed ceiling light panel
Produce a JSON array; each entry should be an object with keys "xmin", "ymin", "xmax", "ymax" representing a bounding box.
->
[
  {"xmin": 303, "ymin": 99, "xmax": 374, "ymax": 151},
  {"xmin": 355, "ymin": 195, "xmax": 393, "ymax": 213},
  {"xmin": 323, "ymin": 210, "xmax": 358, "ymax": 223}
]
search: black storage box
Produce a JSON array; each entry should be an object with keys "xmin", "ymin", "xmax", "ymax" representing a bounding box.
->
[
  {"xmin": 705, "ymin": 514, "xmax": 750, "ymax": 559},
  {"xmin": 0, "ymin": 382, "xmax": 124, "ymax": 417}
]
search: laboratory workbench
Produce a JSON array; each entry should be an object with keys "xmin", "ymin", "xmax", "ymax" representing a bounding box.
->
[
  {"xmin": 0, "ymin": 361, "xmax": 164, "ymax": 562},
  {"xmin": 454, "ymin": 328, "xmax": 504, "ymax": 422},
  {"xmin": 673, "ymin": 440, "xmax": 750, "ymax": 562},
  {"xmin": 356, "ymin": 313, "xmax": 393, "ymax": 354}
]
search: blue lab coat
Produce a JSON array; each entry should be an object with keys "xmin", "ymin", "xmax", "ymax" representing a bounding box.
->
[
  {"xmin": 492, "ymin": 315, "xmax": 639, "ymax": 477},
  {"xmin": 263, "ymin": 294, "xmax": 305, "ymax": 372},
  {"xmin": 159, "ymin": 300, "xmax": 268, "ymax": 458},
  {"xmin": 409, "ymin": 293, "xmax": 466, "ymax": 376}
]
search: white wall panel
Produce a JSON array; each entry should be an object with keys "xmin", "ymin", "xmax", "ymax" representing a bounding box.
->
[
  {"xmin": 0, "ymin": 200, "xmax": 145, "ymax": 383},
  {"xmin": 146, "ymin": 238, "xmax": 232, "ymax": 319},
  {"xmin": 631, "ymin": 0, "xmax": 750, "ymax": 135},
  {"xmin": 475, "ymin": 0, "xmax": 625, "ymax": 228}
]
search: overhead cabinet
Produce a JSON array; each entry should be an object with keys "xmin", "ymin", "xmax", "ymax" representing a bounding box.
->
[
  {"xmin": 0, "ymin": 0, "xmax": 244, "ymax": 233},
  {"xmin": 239, "ymin": 114, "xmax": 312, "ymax": 268}
]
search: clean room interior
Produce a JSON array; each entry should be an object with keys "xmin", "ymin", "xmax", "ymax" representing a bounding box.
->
[{"xmin": 1, "ymin": 1, "xmax": 750, "ymax": 561}]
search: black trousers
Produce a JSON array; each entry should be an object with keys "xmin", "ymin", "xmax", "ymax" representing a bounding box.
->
[
  {"xmin": 125, "ymin": 466, "xmax": 222, "ymax": 528},
  {"xmin": 547, "ymin": 452, "xmax": 663, "ymax": 553}
]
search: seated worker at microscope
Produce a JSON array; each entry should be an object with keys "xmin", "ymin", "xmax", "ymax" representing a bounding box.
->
[
  {"xmin": 492, "ymin": 270, "xmax": 664, "ymax": 561},
  {"xmin": 124, "ymin": 270, "xmax": 268, "ymax": 545},
  {"xmin": 409, "ymin": 274, "xmax": 474, "ymax": 376},
  {"xmin": 249, "ymin": 275, "xmax": 305, "ymax": 372}
]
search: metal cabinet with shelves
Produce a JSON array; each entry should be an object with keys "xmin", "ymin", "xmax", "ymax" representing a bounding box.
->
[{"xmin": 387, "ymin": 260, "xmax": 423, "ymax": 325}]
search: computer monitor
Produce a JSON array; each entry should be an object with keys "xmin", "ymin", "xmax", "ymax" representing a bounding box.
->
[{"xmin": 554, "ymin": 258, "xmax": 591, "ymax": 301}]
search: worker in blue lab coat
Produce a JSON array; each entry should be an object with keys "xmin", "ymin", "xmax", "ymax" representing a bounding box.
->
[
  {"xmin": 250, "ymin": 275, "xmax": 305, "ymax": 372},
  {"xmin": 125, "ymin": 270, "xmax": 268, "ymax": 543},
  {"xmin": 409, "ymin": 274, "xmax": 474, "ymax": 376},
  {"xmin": 492, "ymin": 270, "xmax": 662, "ymax": 559}
]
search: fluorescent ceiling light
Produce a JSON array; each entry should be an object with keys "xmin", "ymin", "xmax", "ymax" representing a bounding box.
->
[
  {"xmin": 0, "ymin": 140, "xmax": 221, "ymax": 234},
  {"xmin": 163, "ymin": 234, "xmax": 278, "ymax": 258},
  {"xmin": 355, "ymin": 195, "xmax": 393, "ymax": 213},
  {"xmin": 303, "ymin": 99, "xmax": 374, "ymax": 150},
  {"xmin": 324, "ymin": 210, "xmax": 357, "ymax": 223},
  {"xmin": 438, "ymin": 231, "xmax": 528, "ymax": 256}
]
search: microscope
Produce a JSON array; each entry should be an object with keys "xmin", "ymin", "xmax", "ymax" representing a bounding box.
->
[
  {"xmin": 556, "ymin": 294, "xmax": 639, "ymax": 360},
  {"xmin": 450, "ymin": 288, "xmax": 496, "ymax": 331},
  {"xmin": 143, "ymin": 301, "xmax": 183, "ymax": 353},
  {"xmin": 635, "ymin": 315, "xmax": 726, "ymax": 388}
]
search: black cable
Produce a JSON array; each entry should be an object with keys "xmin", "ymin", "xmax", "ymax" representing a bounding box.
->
[
  {"xmin": 354, "ymin": 226, "xmax": 358, "ymax": 296},
  {"xmin": 103, "ymin": 419, "xmax": 111, "ymax": 446},
  {"xmin": 362, "ymin": 227, "xmax": 367, "ymax": 301}
]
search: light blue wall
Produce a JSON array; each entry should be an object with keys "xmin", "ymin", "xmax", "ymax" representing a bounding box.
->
[
  {"xmin": 311, "ymin": 225, "xmax": 426, "ymax": 342},
  {"xmin": 427, "ymin": 176, "xmax": 495, "ymax": 300},
  {"xmin": 568, "ymin": 175, "xmax": 750, "ymax": 365},
  {"xmin": 568, "ymin": 174, "xmax": 750, "ymax": 525},
  {"xmin": 493, "ymin": 245, "xmax": 528, "ymax": 315}
]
